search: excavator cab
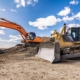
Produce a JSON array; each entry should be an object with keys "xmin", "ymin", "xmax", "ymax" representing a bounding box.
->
[
  {"xmin": 26, "ymin": 32, "xmax": 36, "ymax": 40},
  {"xmin": 24, "ymin": 32, "xmax": 44, "ymax": 47}
]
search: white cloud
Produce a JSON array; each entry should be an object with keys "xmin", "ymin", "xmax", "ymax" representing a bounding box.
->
[
  {"xmin": 14, "ymin": 0, "xmax": 20, "ymax": 3},
  {"xmin": 68, "ymin": 23, "xmax": 80, "ymax": 28},
  {"xmin": 10, "ymin": 9, "xmax": 17, "ymax": 12},
  {"xmin": 26, "ymin": 0, "xmax": 32, "ymax": 5},
  {"xmin": 0, "ymin": 27, "xmax": 6, "ymax": 29},
  {"xmin": 0, "ymin": 35, "xmax": 22, "ymax": 48},
  {"xmin": 8, "ymin": 35, "xmax": 22, "ymax": 42},
  {"xmin": 61, "ymin": 12, "xmax": 80, "ymax": 22},
  {"xmin": 34, "ymin": 0, "xmax": 38, "ymax": 2},
  {"xmin": 26, "ymin": 0, "xmax": 38, "ymax": 6},
  {"xmin": 0, "ymin": 35, "xmax": 22, "ymax": 42},
  {"xmin": 0, "ymin": 8, "xmax": 5, "ymax": 11},
  {"xmin": 75, "ymin": 12, "xmax": 80, "ymax": 20},
  {"xmin": 16, "ymin": 4, "xmax": 21, "ymax": 8},
  {"xmin": 29, "ymin": 11, "xmax": 80, "ymax": 28},
  {"xmin": 14, "ymin": 0, "xmax": 38, "ymax": 8},
  {"xmin": 29, "ymin": 15, "xmax": 61, "ymax": 30},
  {"xmin": 14, "ymin": 0, "xmax": 26, "ymax": 8},
  {"xmin": 51, "ymin": 31, "xmax": 53, "ymax": 33},
  {"xmin": 70, "ymin": 0, "xmax": 79, "ymax": 5},
  {"xmin": 0, "ymin": 30, "xmax": 5, "ymax": 35},
  {"xmin": 62, "ymin": 16, "xmax": 75, "ymax": 22},
  {"xmin": 57, "ymin": 7, "xmax": 71, "ymax": 16}
]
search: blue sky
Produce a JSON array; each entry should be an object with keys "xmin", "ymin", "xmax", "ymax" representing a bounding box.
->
[{"xmin": 0, "ymin": 0, "xmax": 80, "ymax": 48}]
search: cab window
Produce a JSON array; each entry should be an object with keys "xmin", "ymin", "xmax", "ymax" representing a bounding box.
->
[
  {"xmin": 30, "ymin": 33, "xmax": 36, "ymax": 40},
  {"xmin": 67, "ymin": 28, "xmax": 71, "ymax": 36},
  {"xmin": 71, "ymin": 28, "xmax": 79, "ymax": 41}
]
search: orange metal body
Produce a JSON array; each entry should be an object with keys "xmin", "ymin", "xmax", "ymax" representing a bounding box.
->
[{"xmin": 26, "ymin": 37, "xmax": 44, "ymax": 43}]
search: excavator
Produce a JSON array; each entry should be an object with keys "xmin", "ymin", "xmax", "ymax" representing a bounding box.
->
[
  {"xmin": 37, "ymin": 23, "xmax": 80, "ymax": 63},
  {"xmin": 0, "ymin": 18, "xmax": 44, "ymax": 47}
]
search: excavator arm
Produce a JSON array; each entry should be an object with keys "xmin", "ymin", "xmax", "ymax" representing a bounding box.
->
[{"xmin": 0, "ymin": 18, "xmax": 28, "ymax": 42}]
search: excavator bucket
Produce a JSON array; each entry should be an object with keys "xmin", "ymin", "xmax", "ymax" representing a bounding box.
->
[{"xmin": 37, "ymin": 42, "xmax": 61, "ymax": 63}]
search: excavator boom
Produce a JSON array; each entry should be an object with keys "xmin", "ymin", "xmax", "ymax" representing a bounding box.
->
[{"xmin": 0, "ymin": 18, "xmax": 27, "ymax": 37}]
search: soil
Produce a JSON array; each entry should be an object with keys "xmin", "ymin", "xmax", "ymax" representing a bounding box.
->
[{"xmin": 0, "ymin": 37, "xmax": 80, "ymax": 80}]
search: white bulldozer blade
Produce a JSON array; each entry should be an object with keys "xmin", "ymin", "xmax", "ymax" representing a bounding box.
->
[{"xmin": 37, "ymin": 42, "xmax": 61, "ymax": 63}]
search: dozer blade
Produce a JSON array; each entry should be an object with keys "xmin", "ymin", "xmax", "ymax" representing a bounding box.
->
[{"xmin": 37, "ymin": 42, "xmax": 61, "ymax": 63}]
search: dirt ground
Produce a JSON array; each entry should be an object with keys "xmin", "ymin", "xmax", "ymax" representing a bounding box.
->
[{"xmin": 0, "ymin": 45, "xmax": 80, "ymax": 80}]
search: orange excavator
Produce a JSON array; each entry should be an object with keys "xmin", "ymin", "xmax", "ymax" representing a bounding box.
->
[{"xmin": 0, "ymin": 18, "xmax": 44, "ymax": 47}]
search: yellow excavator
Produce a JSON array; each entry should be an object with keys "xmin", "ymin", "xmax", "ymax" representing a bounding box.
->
[
  {"xmin": 0, "ymin": 18, "xmax": 44, "ymax": 47},
  {"xmin": 37, "ymin": 23, "xmax": 80, "ymax": 63}
]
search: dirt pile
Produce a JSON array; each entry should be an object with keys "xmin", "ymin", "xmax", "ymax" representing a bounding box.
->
[
  {"xmin": 1, "ymin": 45, "xmax": 38, "ymax": 57},
  {"xmin": 42, "ymin": 37, "xmax": 50, "ymax": 42}
]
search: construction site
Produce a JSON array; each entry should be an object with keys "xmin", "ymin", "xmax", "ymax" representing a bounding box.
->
[
  {"xmin": 1, "ymin": 39, "xmax": 80, "ymax": 80},
  {"xmin": 0, "ymin": 18, "xmax": 80, "ymax": 80}
]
